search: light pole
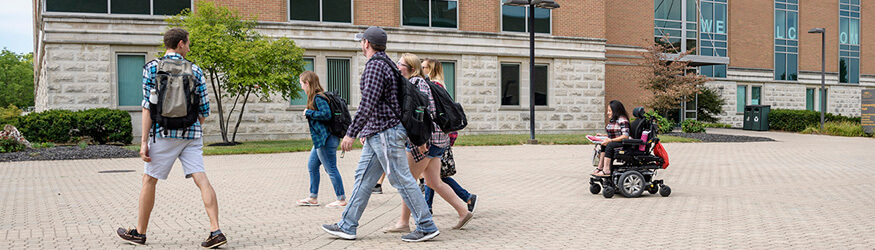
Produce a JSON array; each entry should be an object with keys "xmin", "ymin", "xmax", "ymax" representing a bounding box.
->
[
  {"xmin": 502, "ymin": 0, "xmax": 560, "ymax": 144},
  {"xmin": 808, "ymin": 28, "xmax": 825, "ymax": 130}
]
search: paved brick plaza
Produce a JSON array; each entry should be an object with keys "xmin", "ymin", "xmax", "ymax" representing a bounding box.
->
[{"xmin": 1, "ymin": 129, "xmax": 873, "ymax": 249}]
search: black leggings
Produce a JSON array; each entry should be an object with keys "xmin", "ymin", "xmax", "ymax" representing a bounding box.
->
[{"xmin": 602, "ymin": 141, "xmax": 624, "ymax": 159}]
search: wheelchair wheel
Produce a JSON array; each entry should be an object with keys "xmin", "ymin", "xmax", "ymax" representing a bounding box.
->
[
  {"xmin": 603, "ymin": 187, "xmax": 615, "ymax": 198},
  {"xmin": 618, "ymin": 171, "xmax": 645, "ymax": 198},
  {"xmin": 660, "ymin": 185, "xmax": 672, "ymax": 197},
  {"xmin": 589, "ymin": 184, "xmax": 601, "ymax": 195},
  {"xmin": 647, "ymin": 184, "xmax": 659, "ymax": 194}
]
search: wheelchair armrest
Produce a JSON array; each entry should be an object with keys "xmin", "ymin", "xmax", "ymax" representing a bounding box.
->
[{"xmin": 621, "ymin": 139, "xmax": 645, "ymax": 145}]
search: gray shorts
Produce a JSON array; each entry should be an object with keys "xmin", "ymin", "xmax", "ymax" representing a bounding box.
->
[{"xmin": 144, "ymin": 137, "xmax": 205, "ymax": 180}]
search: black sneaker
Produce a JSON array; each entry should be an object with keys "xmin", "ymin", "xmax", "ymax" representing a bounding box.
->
[
  {"xmin": 321, "ymin": 223, "xmax": 356, "ymax": 240},
  {"xmin": 200, "ymin": 232, "xmax": 227, "ymax": 249},
  {"xmin": 117, "ymin": 227, "xmax": 146, "ymax": 245},
  {"xmin": 419, "ymin": 179, "xmax": 426, "ymax": 193},
  {"xmin": 401, "ymin": 230, "xmax": 440, "ymax": 242},
  {"xmin": 467, "ymin": 194, "xmax": 478, "ymax": 213},
  {"xmin": 372, "ymin": 184, "xmax": 383, "ymax": 194}
]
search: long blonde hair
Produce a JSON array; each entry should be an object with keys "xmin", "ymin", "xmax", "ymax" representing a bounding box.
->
[
  {"xmin": 300, "ymin": 71, "xmax": 326, "ymax": 110},
  {"xmin": 399, "ymin": 53, "xmax": 425, "ymax": 79},
  {"xmin": 422, "ymin": 58, "xmax": 444, "ymax": 83}
]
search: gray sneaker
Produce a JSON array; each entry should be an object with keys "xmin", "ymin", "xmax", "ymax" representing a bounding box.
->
[
  {"xmin": 467, "ymin": 194, "xmax": 478, "ymax": 213},
  {"xmin": 372, "ymin": 185, "xmax": 383, "ymax": 194},
  {"xmin": 321, "ymin": 224, "xmax": 356, "ymax": 240},
  {"xmin": 401, "ymin": 230, "xmax": 440, "ymax": 242}
]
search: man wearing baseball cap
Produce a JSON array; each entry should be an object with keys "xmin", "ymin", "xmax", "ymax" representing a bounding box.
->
[{"xmin": 321, "ymin": 26, "xmax": 440, "ymax": 242}]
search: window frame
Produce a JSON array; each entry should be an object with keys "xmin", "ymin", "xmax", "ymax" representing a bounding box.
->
[
  {"xmin": 500, "ymin": 2, "xmax": 553, "ymax": 34},
  {"xmin": 805, "ymin": 88, "xmax": 815, "ymax": 111},
  {"xmin": 736, "ymin": 85, "xmax": 747, "ymax": 114},
  {"xmin": 115, "ymin": 52, "xmax": 148, "ymax": 109},
  {"xmin": 838, "ymin": 0, "xmax": 861, "ymax": 84},
  {"xmin": 326, "ymin": 57, "xmax": 352, "ymax": 106},
  {"xmin": 500, "ymin": 62, "xmax": 522, "ymax": 107},
  {"xmin": 532, "ymin": 64, "xmax": 549, "ymax": 106},
  {"xmin": 43, "ymin": 0, "xmax": 193, "ymax": 16},
  {"xmin": 288, "ymin": 0, "xmax": 354, "ymax": 24},
  {"xmin": 439, "ymin": 60, "xmax": 457, "ymax": 101},
  {"xmin": 289, "ymin": 57, "xmax": 316, "ymax": 107},
  {"xmin": 400, "ymin": 0, "xmax": 460, "ymax": 29},
  {"xmin": 774, "ymin": 0, "xmax": 799, "ymax": 81}
]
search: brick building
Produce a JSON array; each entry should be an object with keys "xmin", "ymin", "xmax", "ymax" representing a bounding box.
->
[{"xmin": 32, "ymin": 0, "xmax": 874, "ymax": 143}]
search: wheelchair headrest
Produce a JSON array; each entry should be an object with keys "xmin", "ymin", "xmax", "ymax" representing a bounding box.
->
[{"xmin": 633, "ymin": 107, "xmax": 646, "ymax": 119}]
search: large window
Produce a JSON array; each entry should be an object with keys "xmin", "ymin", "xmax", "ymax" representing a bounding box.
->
[
  {"xmin": 501, "ymin": 2, "xmax": 551, "ymax": 34},
  {"xmin": 654, "ymin": 0, "xmax": 696, "ymax": 53},
  {"xmin": 736, "ymin": 85, "xmax": 746, "ymax": 112},
  {"xmin": 117, "ymin": 54, "xmax": 145, "ymax": 107},
  {"xmin": 839, "ymin": 0, "xmax": 860, "ymax": 84},
  {"xmin": 533, "ymin": 65, "xmax": 548, "ymax": 106},
  {"xmin": 805, "ymin": 88, "xmax": 815, "ymax": 111},
  {"xmin": 655, "ymin": 0, "xmax": 728, "ymax": 78},
  {"xmin": 501, "ymin": 64, "xmax": 520, "ymax": 106},
  {"xmin": 775, "ymin": 0, "xmax": 798, "ymax": 81},
  {"xmin": 699, "ymin": 0, "xmax": 728, "ymax": 78},
  {"xmin": 327, "ymin": 59, "xmax": 351, "ymax": 104},
  {"xmin": 290, "ymin": 58, "xmax": 315, "ymax": 106},
  {"xmin": 403, "ymin": 0, "xmax": 458, "ymax": 28},
  {"xmin": 441, "ymin": 61, "xmax": 456, "ymax": 100},
  {"xmin": 289, "ymin": 0, "xmax": 352, "ymax": 23},
  {"xmin": 46, "ymin": 0, "xmax": 190, "ymax": 15}
]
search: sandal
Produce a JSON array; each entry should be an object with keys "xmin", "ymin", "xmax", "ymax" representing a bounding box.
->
[
  {"xmin": 326, "ymin": 200, "xmax": 347, "ymax": 208},
  {"xmin": 591, "ymin": 168, "xmax": 603, "ymax": 175},
  {"xmin": 296, "ymin": 198, "xmax": 319, "ymax": 206}
]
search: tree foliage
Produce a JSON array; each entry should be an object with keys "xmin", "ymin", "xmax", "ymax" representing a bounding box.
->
[
  {"xmin": 166, "ymin": 1, "xmax": 307, "ymax": 143},
  {"xmin": 696, "ymin": 86, "xmax": 726, "ymax": 123},
  {"xmin": 638, "ymin": 40, "xmax": 708, "ymax": 117},
  {"xmin": 0, "ymin": 49, "xmax": 35, "ymax": 109}
]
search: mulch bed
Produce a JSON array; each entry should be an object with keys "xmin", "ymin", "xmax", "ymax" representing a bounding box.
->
[{"xmin": 0, "ymin": 145, "xmax": 138, "ymax": 163}]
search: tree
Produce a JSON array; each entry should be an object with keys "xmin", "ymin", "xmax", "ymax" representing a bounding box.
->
[
  {"xmin": 638, "ymin": 38, "xmax": 708, "ymax": 118},
  {"xmin": 695, "ymin": 86, "xmax": 726, "ymax": 123},
  {"xmin": 0, "ymin": 49, "xmax": 35, "ymax": 109},
  {"xmin": 166, "ymin": 1, "xmax": 307, "ymax": 144}
]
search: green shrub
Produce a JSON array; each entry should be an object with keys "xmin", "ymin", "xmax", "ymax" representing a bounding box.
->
[
  {"xmin": 0, "ymin": 104, "xmax": 22, "ymax": 127},
  {"xmin": 18, "ymin": 109, "xmax": 77, "ymax": 143},
  {"xmin": 769, "ymin": 109, "xmax": 862, "ymax": 132},
  {"xmin": 77, "ymin": 108, "xmax": 133, "ymax": 144},
  {"xmin": 703, "ymin": 122, "xmax": 732, "ymax": 128},
  {"xmin": 681, "ymin": 119, "xmax": 706, "ymax": 133},
  {"xmin": 696, "ymin": 87, "xmax": 726, "ymax": 123},
  {"xmin": 0, "ymin": 138, "xmax": 25, "ymax": 153},
  {"xmin": 32, "ymin": 142, "xmax": 56, "ymax": 149},
  {"xmin": 800, "ymin": 121, "xmax": 868, "ymax": 137},
  {"xmin": 646, "ymin": 110, "xmax": 674, "ymax": 134}
]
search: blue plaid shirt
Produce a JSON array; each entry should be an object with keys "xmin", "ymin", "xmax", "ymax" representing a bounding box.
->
[
  {"xmin": 141, "ymin": 52, "xmax": 210, "ymax": 140},
  {"xmin": 306, "ymin": 95, "xmax": 333, "ymax": 148}
]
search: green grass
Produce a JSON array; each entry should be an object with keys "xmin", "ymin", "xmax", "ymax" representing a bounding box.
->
[
  {"xmin": 800, "ymin": 121, "xmax": 874, "ymax": 138},
  {"xmin": 125, "ymin": 134, "xmax": 699, "ymax": 156}
]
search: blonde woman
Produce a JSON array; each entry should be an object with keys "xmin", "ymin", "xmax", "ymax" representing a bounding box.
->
[
  {"xmin": 296, "ymin": 71, "xmax": 347, "ymax": 208},
  {"xmin": 384, "ymin": 54, "xmax": 474, "ymax": 233}
]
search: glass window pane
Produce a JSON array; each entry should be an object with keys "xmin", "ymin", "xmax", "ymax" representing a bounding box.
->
[
  {"xmin": 715, "ymin": 65, "xmax": 726, "ymax": 78},
  {"xmin": 502, "ymin": 5, "xmax": 526, "ymax": 32},
  {"xmin": 700, "ymin": 2, "xmax": 713, "ymax": 33},
  {"xmin": 533, "ymin": 65, "xmax": 548, "ymax": 106},
  {"xmin": 432, "ymin": 0, "xmax": 458, "ymax": 28},
  {"xmin": 111, "ymin": 0, "xmax": 149, "ymax": 14},
  {"xmin": 849, "ymin": 18, "xmax": 860, "ymax": 45},
  {"xmin": 751, "ymin": 86, "xmax": 761, "ymax": 105},
  {"xmin": 775, "ymin": 10, "xmax": 786, "ymax": 39},
  {"xmin": 327, "ymin": 59, "xmax": 351, "ymax": 103},
  {"xmin": 118, "ymin": 55, "xmax": 146, "ymax": 106},
  {"xmin": 46, "ymin": 0, "xmax": 107, "ymax": 13},
  {"xmin": 291, "ymin": 58, "xmax": 314, "ymax": 106},
  {"xmin": 501, "ymin": 64, "xmax": 520, "ymax": 106},
  {"xmin": 806, "ymin": 89, "xmax": 815, "ymax": 111},
  {"xmin": 290, "ymin": 0, "xmax": 320, "ymax": 21},
  {"xmin": 840, "ymin": 17, "xmax": 849, "ymax": 44},
  {"xmin": 654, "ymin": 0, "xmax": 682, "ymax": 21},
  {"xmin": 441, "ymin": 62, "xmax": 456, "ymax": 100},
  {"xmin": 736, "ymin": 86, "xmax": 746, "ymax": 112},
  {"xmin": 403, "ymin": 0, "xmax": 430, "ymax": 26},
  {"xmin": 686, "ymin": 0, "xmax": 696, "ymax": 22},
  {"xmin": 153, "ymin": 0, "xmax": 191, "ymax": 15},
  {"xmin": 851, "ymin": 58, "xmax": 859, "ymax": 83},
  {"xmin": 714, "ymin": 3, "xmax": 726, "ymax": 34},
  {"xmin": 839, "ymin": 57, "xmax": 849, "ymax": 83},
  {"xmin": 323, "ymin": 0, "xmax": 352, "ymax": 23},
  {"xmin": 775, "ymin": 53, "xmax": 786, "ymax": 80},
  {"xmin": 787, "ymin": 11, "xmax": 798, "ymax": 40},
  {"xmin": 787, "ymin": 53, "xmax": 797, "ymax": 80},
  {"xmin": 533, "ymin": 8, "xmax": 550, "ymax": 33}
]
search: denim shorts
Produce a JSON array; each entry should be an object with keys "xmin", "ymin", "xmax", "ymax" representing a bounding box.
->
[{"xmin": 407, "ymin": 144, "xmax": 447, "ymax": 159}]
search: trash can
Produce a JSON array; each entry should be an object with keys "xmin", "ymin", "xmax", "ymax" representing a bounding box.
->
[
  {"xmin": 750, "ymin": 105, "xmax": 771, "ymax": 131},
  {"xmin": 743, "ymin": 106, "xmax": 753, "ymax": 130}
]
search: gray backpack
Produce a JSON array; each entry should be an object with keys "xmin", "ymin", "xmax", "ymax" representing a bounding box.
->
[{"xmin": 148, "ymin": 58, "xmax": 201, "ymax": 138}]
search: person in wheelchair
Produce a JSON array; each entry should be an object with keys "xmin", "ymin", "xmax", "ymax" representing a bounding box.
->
[{"xmin": 592, "ymin": 100, "xmax": 630, "ymax": 177}]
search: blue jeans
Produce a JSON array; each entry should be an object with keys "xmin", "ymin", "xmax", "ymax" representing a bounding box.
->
[
  {"xmin": 337, "ymin": 124, "xmax": 437, "ymax": 234},
  {"xmin": 424, "ymin": 177, "xmax": 471, "ymax": 209},
  {"xmin": 308, "ymin": 135, "xmax": 345, "ymax": 200}
]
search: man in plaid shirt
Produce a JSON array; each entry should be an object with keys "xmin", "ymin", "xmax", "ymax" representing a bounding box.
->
[
  {"xmin": 321, "ymin": 26, "xmax": 440, "ymax": 243},
  {"xmin": 117, "ymin": 28, "xmax": 227, "ymax": 248}
]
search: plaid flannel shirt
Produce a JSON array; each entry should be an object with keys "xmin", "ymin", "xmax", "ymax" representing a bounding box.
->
[
  {"xmin": 605, "ymin": 117, "xmax": 630, "ymax": 139},
  {"xmin": 141, "ymin": 53, "xmax": 210, "ymax": 140},
  {"xmin": 305, "ymin": 95, "xmax": 332, "ymax": 148},
  {"xmin": 346, "ymin": 52, "xmax": 402, "ymax": 138}
]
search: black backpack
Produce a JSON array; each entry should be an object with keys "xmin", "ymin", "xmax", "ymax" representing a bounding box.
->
[
  {"xmin": 320, "ymin": 91, "xmax": 352, "ymax": 138},
  {"xmin": 371, "ymin": 56, "xmax": 433, "ymax": 146},
  {"xmin": 425, "ymin": 77, "xmax": 467, "ymax": 132},
  {"xmin": 149, "ymin": 58, "xmax": 201, "ymax": 139}
]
